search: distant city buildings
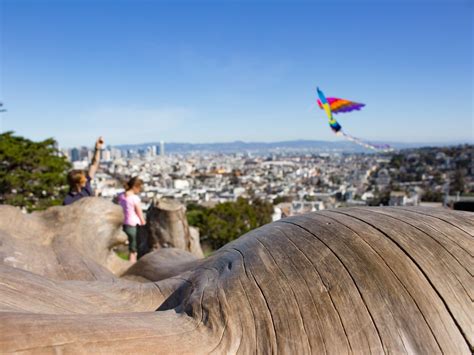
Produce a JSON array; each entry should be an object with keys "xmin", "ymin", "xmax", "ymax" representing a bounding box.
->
[{"xmin": 60, "ymin": 144, "xmax": 473, "ymax": 216}]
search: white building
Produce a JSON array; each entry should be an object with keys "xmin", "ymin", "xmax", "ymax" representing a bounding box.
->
[{"xmin": 173, "ymin": 179, "xmax": 190, "ymax": 190}]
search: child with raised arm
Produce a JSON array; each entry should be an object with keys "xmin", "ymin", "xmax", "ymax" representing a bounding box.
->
[
  {"xmin": 63, "ymin": 137, "xmax": 104, "ymax": 205},
  {"xmin": 117, "ymin": 177, "xmax": 146, "ymax": 263}
]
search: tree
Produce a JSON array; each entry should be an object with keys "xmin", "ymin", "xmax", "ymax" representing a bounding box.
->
[
  {"xmin": 187, "ymin": 198, "xmax": 274, "ymax": 250},
  {"xmin": 421, "ymin": 190, "xmax": 443, "ymax": 202},
  {"xmin": 390, "ymin": 154, "xmax": 404, "ymax": 169},
  {"xmin": 0, "ymin": 132, "xmax": 71, "ymax": 211},
  {"xmin": 450, "ymin": 169, "xmax": 465, "ymax": 195},
  {"xmin": 273, "ymin": 195, "xmax": 292, "ymax": 205}
]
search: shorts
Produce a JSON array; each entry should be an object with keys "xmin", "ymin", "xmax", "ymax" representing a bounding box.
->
[{"xmin": 123, "ymin": 225, "xmax": 138, "ymax": 252}]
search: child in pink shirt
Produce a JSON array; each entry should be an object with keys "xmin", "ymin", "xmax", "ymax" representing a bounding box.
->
[{"xmin": 118, "ymin": 177, "xmax": 146, "ymax": 263}]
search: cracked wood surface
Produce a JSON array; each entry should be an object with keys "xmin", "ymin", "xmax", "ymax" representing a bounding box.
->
[{"xmin": 0, "ymin": 202, "xmax": 472, "ymax": 354}]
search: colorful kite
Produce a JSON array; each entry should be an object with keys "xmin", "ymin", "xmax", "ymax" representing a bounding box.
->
[{"xmin": 316, "ymin": 87, "xmax": 392, "ymax": 152}]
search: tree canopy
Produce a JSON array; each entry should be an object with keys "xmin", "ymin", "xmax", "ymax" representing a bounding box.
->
[
  {"xmin": 0, "ymin": 132, "xmax": 71, "ymax": 211},
  {"xmin": 187, "ymin": 198, "xmax": 274, "ymax": 250}
]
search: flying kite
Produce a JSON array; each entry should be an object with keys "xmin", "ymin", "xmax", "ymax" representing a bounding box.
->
[{"xmin": 316, "ymin": 87, "xmax": 392, "ymax": 152}]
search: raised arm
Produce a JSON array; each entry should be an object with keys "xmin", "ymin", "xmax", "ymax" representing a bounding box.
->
[{"xmin": 88, "ymin": 137, "xmax": 104, "ymax": 179}]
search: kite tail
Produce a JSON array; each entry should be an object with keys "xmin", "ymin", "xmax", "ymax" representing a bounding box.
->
[{"xmin": 340, "ymin": 130, "xmax": 393, "ymax": 152}]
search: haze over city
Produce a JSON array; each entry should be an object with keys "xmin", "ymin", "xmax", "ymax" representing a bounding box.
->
[{"xmin": 1, "ymin": 0, "xmax": 472, "ymax": 147}]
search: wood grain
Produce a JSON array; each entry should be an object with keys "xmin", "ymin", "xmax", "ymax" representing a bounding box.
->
[{"xmin": 0, "ymin": 201, "xmax": 471, "ymax": 354}]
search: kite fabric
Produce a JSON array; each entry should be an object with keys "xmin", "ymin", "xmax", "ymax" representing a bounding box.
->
[
  {"xmin": 316, "ymin": 97, "xmax": 365, "ymax": 114},
  {"xmin": 316, "ymin": 87, "xmax": 392, "ymax": 152}
]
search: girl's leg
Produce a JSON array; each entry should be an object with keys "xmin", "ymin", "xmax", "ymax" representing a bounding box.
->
[{"xmin": 123, "ymin": 225, "xmax": 138, "ymax": 263}]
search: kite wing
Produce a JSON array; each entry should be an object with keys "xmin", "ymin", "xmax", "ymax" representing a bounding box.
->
[{"xmin": 317, "ymin": 97, "xmax": 365, "ymax": 114}]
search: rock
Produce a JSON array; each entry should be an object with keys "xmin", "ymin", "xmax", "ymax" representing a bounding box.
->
[
  {"xmin": 0, "ymin": 204, "xmax": 472, "ymax": 354},
  {"xmin": 144, "ymin": 198, "xmax": 204, "ymax": 258}
]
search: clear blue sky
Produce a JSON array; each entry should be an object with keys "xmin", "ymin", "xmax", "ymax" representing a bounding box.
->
[{"xmin": 1, "ymin": 0, "xmax": 472, "ymax": 147}]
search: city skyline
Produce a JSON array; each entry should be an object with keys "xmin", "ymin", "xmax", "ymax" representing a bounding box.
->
[{"xmin": 1, "ymin": 0, "xmax": 472, "ymax": 146}]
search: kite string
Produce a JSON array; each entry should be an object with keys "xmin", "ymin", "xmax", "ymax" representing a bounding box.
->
[{"xmin": 341, "ymin": 130, "xmax": 393, "ymax": 152}]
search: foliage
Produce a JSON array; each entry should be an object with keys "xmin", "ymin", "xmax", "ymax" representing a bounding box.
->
[
  {"xmin": 187, "ymin": 197, "xmax": 274, "ymax": 250},
  {"xmin": 421, "ymin": 190, "xmax": 443, "ymax": 202},
  {"xmin": 368, "ymin": 189, "xmax": 391, "ymax": 206},
  {"xmin": 0, "ymin": 132, "xmax": 71, "ymax": 211},
  {"xmin": 272, "ymin": 195, "xmax": 292, "ymax": 205},
  {"xmin": 450, "ymin": 169, "xmax": 465, "ymax": 194},
  {"xmin": 390, "ymin": 154, "xmax": 404, "ymax": 169}
]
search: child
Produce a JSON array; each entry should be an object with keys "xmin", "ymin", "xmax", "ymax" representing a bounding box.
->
[
  {"xmin": 118, "ymin": 177, "xmax": 146, "ymax": 263},
  {"xmin": 63, "ymin": 137, "xmax": 104, "ymax": 205}
]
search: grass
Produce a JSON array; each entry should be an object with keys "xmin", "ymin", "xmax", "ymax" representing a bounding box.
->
[{"xmin": 116, "ymin": 250, "xmax": 129, "ymax": 261}]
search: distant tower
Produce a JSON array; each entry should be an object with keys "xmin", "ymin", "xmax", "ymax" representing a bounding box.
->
[
  {"xmin": 71, "ymin": 148, "xmax": 80, "ymax": 162},
  {"xmin": 80, "ymin": 147, "xmax": 89, "ymax": 160},
  {"xmin": 160, "ymin": 141, "xmax": 165, "ymax": 156},
  {"xmin": 101, "ymin": 149, "xmax": 111, "ymax": 161}
]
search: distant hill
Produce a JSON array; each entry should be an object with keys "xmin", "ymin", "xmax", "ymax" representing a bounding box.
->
[{"xmin": 115, "ymin": 139, "xmax": 470, "ymax": 154}]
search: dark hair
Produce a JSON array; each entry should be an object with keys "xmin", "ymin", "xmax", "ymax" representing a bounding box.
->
[{"xmin": 125, "ymin": 176, "xmax": 143, "ymax": 191}]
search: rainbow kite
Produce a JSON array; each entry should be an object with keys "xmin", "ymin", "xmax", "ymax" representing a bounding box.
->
[{"xmin": 316, "ymin": 87, "xmax": 392, "ymax": 152}]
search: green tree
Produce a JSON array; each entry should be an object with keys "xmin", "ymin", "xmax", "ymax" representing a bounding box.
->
[
  {"xmin": 273, "ymin": 195, "xmax": 292, "ymax": 205},
  {"xmin": 187, "ymin": 198, "xmax": 274, "ymax": 250},
  {"xmin": 390, "ymin": 154, "xmax": 404, "ymax": 169},
  {"xmin": 186, "ymin": 203, "xmax": 209, "ymax": 234},
  {"xmin": 251, "ymin": 198, "xmax": 274, "ymax": 226},
  {"xmin": 0, "ymin": 132, "xmax": 71, "ymax": 211},
  {"xmin": 421, "ymin": 190, "xmax": 443, "ymax": 202}
]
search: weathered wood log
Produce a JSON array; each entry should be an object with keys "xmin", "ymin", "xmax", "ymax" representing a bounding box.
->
[
  {"xmin": 145, "ymin": 197, "xmax": 204, "ymax": 258},
  {"xmin": 0, "ymin": 198, "xmax": 129, "ymax": 280},
  {"xmin": 0, "ymin": 203, "xmax": 472, "ymax": 354},
  {"xmin": 123, "ymin": 248, "xmax": 200, "ymax": 282}
]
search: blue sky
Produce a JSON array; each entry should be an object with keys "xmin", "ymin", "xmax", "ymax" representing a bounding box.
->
[{"xmin": 1, "ymin": 0, "xmax": 472, "ymax": 147}]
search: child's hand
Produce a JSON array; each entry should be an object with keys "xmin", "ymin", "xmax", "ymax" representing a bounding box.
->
[{"xmin": 95, "ymin": 136, "xmax": 105, "ymax": 150}]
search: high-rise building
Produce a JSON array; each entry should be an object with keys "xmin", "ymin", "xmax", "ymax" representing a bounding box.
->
[
  {"xmin": 101, "ymin": 149, "xmax": 111, "ymax": 161},
  {"xmin": 80, "ymin": 147, "xmax": 89, "ymax": 160},
  {"xmin": 160, "ymin": 141, "xmax": 165, "ymax": 156},
  {"xmin": 145, "ymin": 146, "xmax": 153, "ymax": 158},
  {"xmin": 71, "ymin": 148, "xmax": 80, "ymax": 162}
]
